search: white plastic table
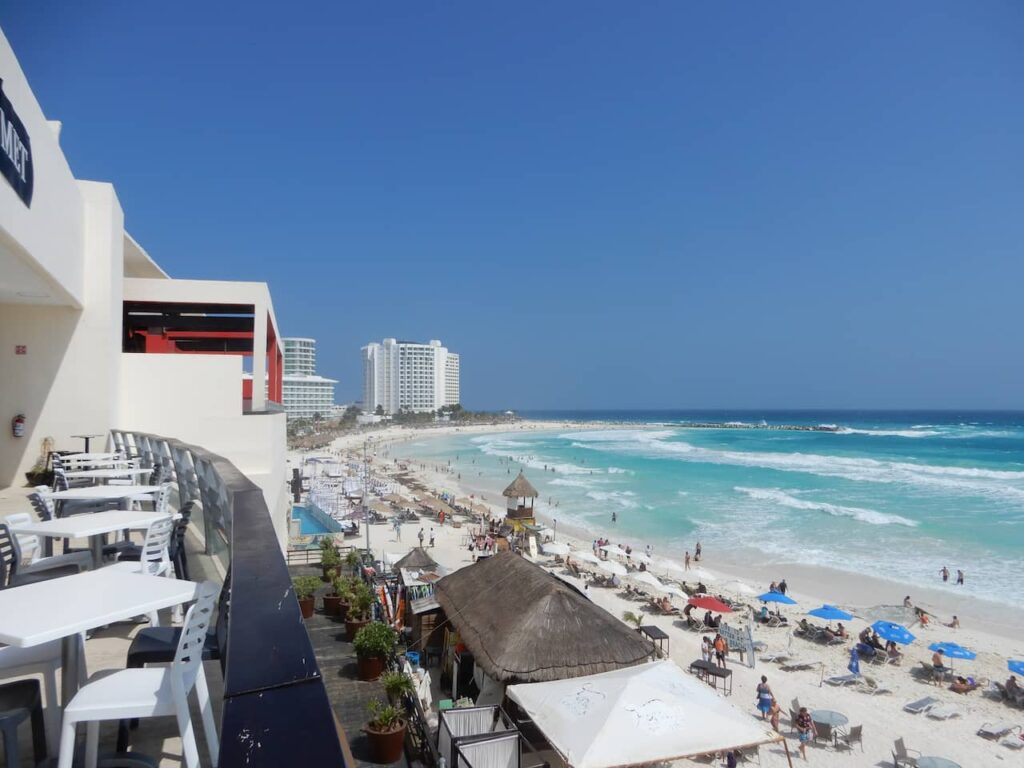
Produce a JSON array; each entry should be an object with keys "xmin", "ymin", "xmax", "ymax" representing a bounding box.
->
[
  {"xmin": 9, "ymin": 510, "xmax": 171, "ymax": 567},
  {"xmin": 811, "ymin": 709, "xmax": 849, "ymax": 727},
  {"xmin": 918, "ymin": 758, "xmax": 960, "ymax": 768},
  {"xmin": 62, "ymin": 467, "xmax": 152, "ymax": 482},
  {"xmin": 47, "ymin": 485, "xmax": 159, "ymax": 502},
  {"xmin": 0, "ymin": 569, "xmax": 200, "ymax": 703}
]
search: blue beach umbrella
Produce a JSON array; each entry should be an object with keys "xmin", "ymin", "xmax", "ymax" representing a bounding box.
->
[
  {"xmin": 758, "ymin": 591, "xmax": 797, "ymax": 605},
  {"xmin": 928, "ymin": 642, "xmax": 976, "ymax": 661},
  {"xmin": 870, "ymin": 620, "xmax": 916, "ymax": 645},
  {"xmin": 1008, "ymin": 660, "xmax": 1024, "ymax": 676},
  {"xmin": 808, "ymin": 604, "xmax": 853, "ymax": 622},
  {"xmin": 848, "ymin": 648, "xmax": 861, "ymax": 676}
]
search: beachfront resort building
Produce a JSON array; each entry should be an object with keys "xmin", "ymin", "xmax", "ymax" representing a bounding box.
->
[
  {"xmin": 362, "ymin": 337, "xmax": 460, "ymax": 414},
  {"xmin": 282, "ymin": 336, "xmax": 338, "ymax": 420}
]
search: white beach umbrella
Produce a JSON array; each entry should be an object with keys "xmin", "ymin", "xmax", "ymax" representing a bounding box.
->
[
  {"xmin": 542, "ymin": 542, "xmax": 571, "ymax": 556},
  {"xmin": 630, "ymin": 552, "xmax": 653, "ymax": 565},
  {"xmin": 718, "ymin": 579, "xmax": 757, "ymax": 596},
  {"xmin": 573, "ymin": 551, "xmax": 602, "ymax": 565},
  {"xmin": 600, "ymin": 544, "xmax": 629, "ymax": 558},
  {"xmin": 598, "ymin": 559, "xmax": 628, "ymax": 577},
  {"xmin": 661, "ymin": 585, "xmax": 688, "ymax": 599},
  {"xmin": 631, "ymin": 571, "xmax": 665, "ymax": 591},
  {"xmin": 689, "ymin": 567, "xmax": 717, "ymax": 582}
]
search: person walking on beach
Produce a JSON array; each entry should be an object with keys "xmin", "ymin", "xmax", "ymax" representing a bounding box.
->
[
  {"xmin": 684, "ymin": 551, "xmax": 691, "ymax": 570},
  {"xmin": 794, "ymin": 707, "xmax": 815, "ymax": 760},
  {"xmin": 778, "ymin": 579, "xmax": 788, "ymax": 596},
  {"xmin": 768, "ymin": 697, "xmax": 781, "ymax": 732},
  {"xmin": 418, "ymin": 528, "xmax": 424, "ymax": 547},
  {"xmin": 695, "ymin": 541, "xmax": 702, "ymax": 561},
  {"xmin": 940, "ymin": 565, "xmax": 949, "ymax": 582},
  {"xmin": 393, "ymin": 518, "xmax": 402, "ymax": 540},
  {"xmin": 429, "ymin": 529, "xmax": 435, "ymax": 548},
  {"xmin": 713, "ymin": 633, "xmax": 729, "ymax": 668},
  {"xmin": 956, "ymin": 569, "xmax": 965, "ymax": 585},
  {"xmin": 755, "ymin": 676, "xmax": 773, "ymax": 719}
]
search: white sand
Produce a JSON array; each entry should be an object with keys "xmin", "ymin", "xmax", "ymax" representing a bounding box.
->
[{"xmin": 292, "ymin": 422, "xmax": 1024, "ymax": 766}]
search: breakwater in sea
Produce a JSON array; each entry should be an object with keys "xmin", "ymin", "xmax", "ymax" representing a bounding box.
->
[{"xmin": 675, "ymin": 422, "xmax": 839, "ymax": 432}]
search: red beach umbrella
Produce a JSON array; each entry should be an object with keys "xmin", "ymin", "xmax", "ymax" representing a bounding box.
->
[{"xmin": 687, "ymin": 596, "xmax": 733, "ymax": 613}]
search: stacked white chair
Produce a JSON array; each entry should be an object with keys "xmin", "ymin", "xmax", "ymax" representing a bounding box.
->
[{"xmin": 57, "ymin": 581, "xmax": 221, "ymax": 768}]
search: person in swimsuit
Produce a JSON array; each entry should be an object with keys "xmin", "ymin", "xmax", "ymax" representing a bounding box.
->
[
  {"xmin": 795, "ymin": 707, "xmax": 815, "ymax": 759},
  {"xmin": 755, "ymin": 676, "xmax": 773, "ymax": 719}
]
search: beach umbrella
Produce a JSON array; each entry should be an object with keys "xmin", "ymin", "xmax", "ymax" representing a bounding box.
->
[
  {"xmin": 542, "ymin": 542, "xmax": 571, "ymax": 556},
  {"xmin": 929, "ymin": 641, "xmax": 975, "ymax": 672},
  {"xmin": 1008, "ymin": 660, "xmax": 1024, "ymax": 676},
  {"xmin": 689, "ymin": 567, "xmax": 716, "ymax": 582},
  {"xmin": 871, "ymin": 620, "xmax": 915, "ymax": 645},
  {"xmin": 847, "ymin": 648, "xmax": 860, "ymax": 676},
  {"xmin": 600, "ymin": 544, "xmax": 629, "ymax": 558},
  {"xmin": 719, "ymin": 579, "xmax": 758, "ymax": 597},
  {"xmin": 598, "ymin": 560, "xmax": 628, "ymax": 577},
  {"xmin": 630, "ymin": 552, "xmax": 653, "ymax": 565},
  {"xmin": 657, "ymin": 559, "xmax": 687, "ymax": 574},
  {"xmin": 687, "ymin": 596, "xmax": 733, "ymax": 614},
  {"xmin": 758, "ymin": 591, "xmax": 797, "ymax": 605},
  {"xmin": 661, "ymin": 585, "xmax": 688, "ymax": 599},
  {"xmin": 573, "ymin": 551, "xmax": 602, "ymax": 565},
  {"xmin": 631, "ymin": 571, "xmax": 665, "ymax": 591},
  {"xmin": 808, "ymin": 605, "xmax": 853, "ymax": 622}
]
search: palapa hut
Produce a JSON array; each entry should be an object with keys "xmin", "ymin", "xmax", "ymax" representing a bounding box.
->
[
  {"xmin": 502, "ymin": 471, "xmax": 538, "ymax": 532},
  {"xmin": 433, "ymin": 552, "xmax": 655, "ymax": 697},
  {"xmin": 393, "ymin": 546, "xmax": 439, "ymax": 571}
]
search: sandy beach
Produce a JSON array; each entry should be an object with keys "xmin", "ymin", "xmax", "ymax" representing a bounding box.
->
[{"xmin": 292, "ymin": 421, "xmax": 1024, "ymax": 767}]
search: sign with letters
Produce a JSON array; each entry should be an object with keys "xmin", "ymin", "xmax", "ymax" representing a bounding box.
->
[{"xmin": 0, "ymin": 79, "xmax": 33, "ymax": 207}]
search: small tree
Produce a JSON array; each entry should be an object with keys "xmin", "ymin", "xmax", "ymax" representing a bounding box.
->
[
  {"xmin": 622, "ymin": 610, "xmax": 643, "ymax": 629},
  {"xmin": 375, "ymin": 404, "xmax": 385, "ymax": 416}
]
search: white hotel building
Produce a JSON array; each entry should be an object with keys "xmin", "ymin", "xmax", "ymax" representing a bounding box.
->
[
  {"xmin": 282, "ymin": 337, "xmax": 337, "ymax": 420},
  {"xmin": 362, "ymin": 338, "xmax": 460, "ymax": 414}
]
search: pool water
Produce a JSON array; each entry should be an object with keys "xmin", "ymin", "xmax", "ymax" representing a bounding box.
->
[{"xmin": 292, "ymin": 504, "xmax": 342, "ymax": 535}]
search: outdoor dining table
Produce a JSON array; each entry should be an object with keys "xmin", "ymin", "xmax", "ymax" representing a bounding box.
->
[
  {"xmin": 0, "ymin": 569, "xmax": 200, "ymax": 704},
  {"xmin": 70, "ymin": 434, "xmax": 102, "ymax": 452},
  {"xmin": 811, "ymin": 709, "xmax": 849, "ymax": 728},
  {"xmin": 47, "ymin": 484, "xmax": 159, "ymax": 504},
  {"xmin": 62, "ymin": 467, "xmax": 153, "ymax": 482},
  {"xmin": 917, "ymin": 758, "xmax": 961, "ymax": 768},
  {"xmin": 8, "ymin": 510, "xmax": 172, "ymax": 567}
]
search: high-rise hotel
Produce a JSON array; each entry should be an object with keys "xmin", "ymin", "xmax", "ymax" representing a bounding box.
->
[
  {"xmin": 362, "ymin": 338, "xmax": 460, "ymax": 414},
  {"xmin": 282, "ymin": 337, "xmax": 337, "ymax": 420}
]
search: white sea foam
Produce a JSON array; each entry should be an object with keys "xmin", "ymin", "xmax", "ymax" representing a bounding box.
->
[
  {"xmin": 549, "ymin": 478, "xmax": 598, "ymax": 489},
  {"xmin": 836, "ymin": 427, "xmax": 942, "ymax": 438},
  {"xmin": 475, "ymin": 436, "xmax": 592, "ymax": 475},
  {"xmin": 565, "ymin": 429, "xmax": 1024, "ymax": 503},
  {"xmin": 734, "ymin": 486, "xmax": 918, "ymax": 527},
  {"xmin": 607, "ymin": 466, "xmax": 632, "ymax": 474},
  {"xmin": 585, "ymin": 490, "xmax": 638, "ymax": 509}
]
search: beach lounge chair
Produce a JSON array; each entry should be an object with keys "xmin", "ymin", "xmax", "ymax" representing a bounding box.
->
[
  {"xmin": 926, "ymin": 703, "xmax": 961, "ymax": 720},
  {"xmin": 892, "ymin": 737, "xmax": 921, "ymax": 767},
  {"xmin": 834, "ymin": 724, "xmax": 863, "ymax": 753},
  {"xmin": 977, "ymin": 722, "xmax": 1019, "ymax": 740},
  {"xmin": 1002, "ymin": 734, "xmax": 1024, "ymax": 750},
  {"xmin": 859, "ymin": 675, "xmax": 892, "ymax": 696},
  {"xmin": 780, "ymin": 658, "xmax": 819, "ymax": 672},
  {"xmin": 686, "ymin": 616, "xmax": 709, "ymax": 633},
  {"xmin": 902, "ymin": 696, "xmax": 939, "ymax": 714},
  {"xmin": 765, "ymin": 614, "xmax": 787, "ymax": 628},
  {"xmin": 824, "ymin": 673, "xmax": 860, "ymax": 687}
]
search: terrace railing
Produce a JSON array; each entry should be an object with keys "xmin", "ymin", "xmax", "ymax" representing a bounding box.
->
[{"xmin": 110, "ymin": 429, "xmax": 347, "ymax": 767}]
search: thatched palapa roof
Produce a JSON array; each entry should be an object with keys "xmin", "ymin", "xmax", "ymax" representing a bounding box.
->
[
  {"xmin": 393, "ymin": 547, "xmax": 439, "ymax": 571},
  {"xmin": 433, "ymin": 552, "xmax": 655, "ymax": 684},
  {"xmin": 503, "ymin": 471, "xmax": 538, "ymax": 499}
]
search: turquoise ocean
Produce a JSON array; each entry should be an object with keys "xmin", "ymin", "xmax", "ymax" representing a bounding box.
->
[{"xmin": 400, "ymin": 411, "xmax": 1024, "ymax": 605}]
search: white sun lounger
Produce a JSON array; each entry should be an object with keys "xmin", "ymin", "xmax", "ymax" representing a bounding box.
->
[
  {"xmin": 825, "ymin": 674, "xmax": 860, "ymax": 687},
  {"xmin": 1002, "ymin": 734, "xmax": 1024, "ymax": 750},
  {"xmin": 978, "ymin": 722, "xmax": 1019, "ymax": 739},
  {"xmin": 781, "ymin": 658, "xmax": 820, "ymax": 672},
  {"xmin": 926, "ymin": 703, "xmax": 961, "ymax": 720},
  {"xmin": 859, "ymin": 675, "xmax": 892, "ymax": 696},
  {"xmin": 903, "ymin": 696, "xmax": 939, "ymax": 714}
]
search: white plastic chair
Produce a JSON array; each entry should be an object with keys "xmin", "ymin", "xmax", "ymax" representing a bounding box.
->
[
  {"xmin": 57, "ymin": 580, "xmax": 220, "ymax": 768},
  {"xmin": 0, "ymin": 640, "xmax": 67, "ymax": 753},
  {"xmin": 104, "ymin": 515, "xmax": 174, "ymax": 626},
  {"xmin": 4, "ymin": 512, "xmax": 92, "ymax": 572}
]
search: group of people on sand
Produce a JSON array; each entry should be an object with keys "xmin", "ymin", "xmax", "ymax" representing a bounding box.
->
[{"xmin": 938, "ymin": 565, "xmax": 966, "ymax": 585}]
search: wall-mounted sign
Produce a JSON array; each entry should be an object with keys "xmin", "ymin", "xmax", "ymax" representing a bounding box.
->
[{"xmin": 0, "ymin": 79, "xmax": 33, "ymax": 207}]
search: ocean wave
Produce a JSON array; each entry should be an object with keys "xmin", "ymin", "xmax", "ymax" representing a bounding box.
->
[
  {"xmin": 549, "ymin": 478, "xmax": 598, "ymax": 489},
  {"xmin": 836, "ymin": 427, "xmax": 942, "ymax": 438},
  {"xmin": 607, "ymin": 466, "xmax": 632, "ymax": 474},
  {"xmin": 564, "ymin": 429, "xmax": 1024, "ymax": 502},
  {"xmin": 734, "ymin": 486, "xmax": 918, "ymax": 527},
  {"xmin": 585, "ymin": 490, "xmax": 638, "ymax": 509},
  {"xmin": 475, "ymin": 437, "xmax": 592, "ymax": 475}
]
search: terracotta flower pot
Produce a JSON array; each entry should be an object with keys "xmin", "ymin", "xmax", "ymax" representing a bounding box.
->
[
  {"xmin": 322, "ymin": 594, "xmax": 343, "ymax": 617},
  {"xmin": 365, "ymin": 720, "xmax": 407, "ymax": 764},
  {"xmin": 357, "ymin": 654, "xmax": 386, "ymax": 681},
  {"xmin": 298, "ymin": 597, "xmax": 315, "ymax": 620},
  {"xmin": 346, "ymin": 616, "xmax": 369, "ymax": 641},
  {"xmin": 336, "ymin": 602, "xmax": 350, "ymax": 621}
]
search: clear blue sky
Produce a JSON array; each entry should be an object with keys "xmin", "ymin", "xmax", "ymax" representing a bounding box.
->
[{"xmin": 4, "ymin": 2, "xmax": 1022, "ymax": 410}]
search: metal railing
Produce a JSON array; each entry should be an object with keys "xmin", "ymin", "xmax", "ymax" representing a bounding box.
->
[{"xmin": 110, "ymin": 429, "xmax": 347, "ymax": 767}]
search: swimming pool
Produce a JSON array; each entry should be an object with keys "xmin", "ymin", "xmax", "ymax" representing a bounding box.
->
[{"xmin": 292, "ymin": 504, "xmax": 344, "ymax": 535}]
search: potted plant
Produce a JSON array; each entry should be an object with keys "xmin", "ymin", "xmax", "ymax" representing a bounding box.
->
[
  {"xmin": 345, "ymin": 582, "xmax": 375, "ymax": 641},
  {"xmin": 345, "ymin": 549, "xmax": 362, "ymax": 576},
  {"xmin": 353, "ymin": 622, "xmax": 398, "ymax": 681},
  {"xmin": 622, "ymin": 610, "xmax": 643, "ymax": 630},
  {"xmin": 321, "ymin": 546, "xmax": 341, "ymax": 582},
  {"xmin": 292, "ymin": 575, "xmax": 322, "ymax": 620},
  {"xmin": 363, "ymin": 700, "xmax": 406, "ymax": 763},
  {"xmin": 322, "ymin": 574, "xmax": 350, "ymax": 618},
  {"xmin": 381, "ymin": 670, "xmax": 415, "ymax": 704}
]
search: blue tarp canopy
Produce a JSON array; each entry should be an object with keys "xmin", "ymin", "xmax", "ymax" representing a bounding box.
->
[
  {"xmin": 808, "ymin": 604, "xmax": 853, "ymax": 621},
  {"xmin": 758, "ymin": 591, "xmax": 797, "ymax": 605}
]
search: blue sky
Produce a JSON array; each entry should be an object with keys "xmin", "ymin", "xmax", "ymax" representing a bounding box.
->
[{"xmin": 4, "ymin": 2, "xmax": 1022, "ymax": 409}]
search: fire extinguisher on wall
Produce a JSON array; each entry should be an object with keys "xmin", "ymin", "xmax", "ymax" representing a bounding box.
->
[{"xmin": 12, "ymin": 414, "xmax": 25, "ymax": 438}]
